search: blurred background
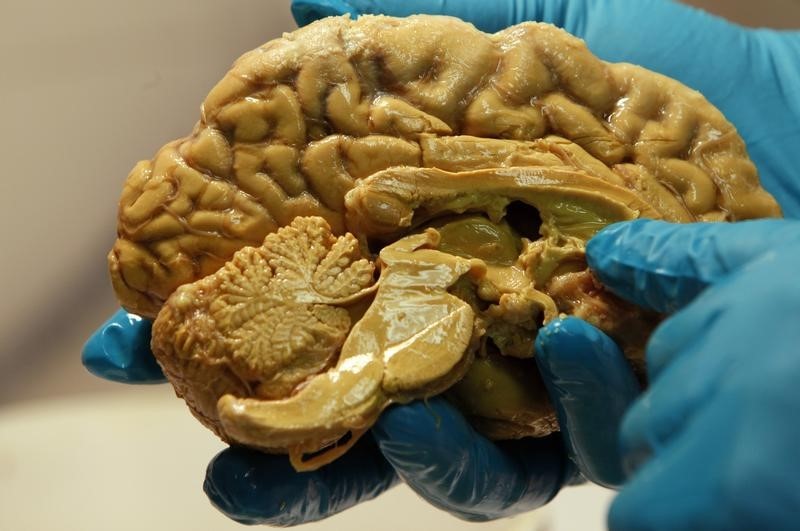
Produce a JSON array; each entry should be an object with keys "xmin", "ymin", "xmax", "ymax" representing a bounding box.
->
[{"xmin": 1, "ymin": 1, "xmax": 798, "ymax": 530}]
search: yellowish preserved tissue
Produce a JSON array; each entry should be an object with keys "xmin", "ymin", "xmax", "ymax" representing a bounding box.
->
[{"xmin": 110, "ymin": 15, "xmax": 781, "ymax": 470}]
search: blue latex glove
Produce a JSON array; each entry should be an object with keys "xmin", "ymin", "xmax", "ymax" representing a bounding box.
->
[
  {"xmin": 82, "ymin": 311, "xmax": 165, "ymax": 383},
  {"xmin": 84, "ymin": 0, "xmax": 800, "ymax": 524},
  {"xmin": 584, "ymin": 218, "xmax": 800, "ymax": 530}
]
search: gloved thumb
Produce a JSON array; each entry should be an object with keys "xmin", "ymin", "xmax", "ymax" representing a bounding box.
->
[
  {"xmin": 82, "ymin": 309, "xmax": 166, "ymax": 383},
  {"xmin": 586, "ymin": 219, "xmax": 797, "ymax": 314},
  {"xmin": 535, "ymin": 317, "xmax": 640, "ymax": 488}
]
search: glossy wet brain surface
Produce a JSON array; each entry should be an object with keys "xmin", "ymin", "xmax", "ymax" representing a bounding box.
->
[{"xmin": 111, "ymin": 15, "xmax": 780, "ymax": 469}]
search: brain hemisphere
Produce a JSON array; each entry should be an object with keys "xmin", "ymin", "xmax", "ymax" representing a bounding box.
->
[
  {"xmin": 113, "ymin": 15, "xmax": 782, "ymax": 470},
  {"xmin": 110, "ymin": 14, "xmax": 780, "ymax": 319}
]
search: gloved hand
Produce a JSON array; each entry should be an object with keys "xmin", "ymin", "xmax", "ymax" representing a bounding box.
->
[
  {"xmin": 84, "ymin": 0, "xmax": 800, "ymax": 525},
  {"xmin": 583, "ymin": 218, "xmax": 800, "ymax": 530}
]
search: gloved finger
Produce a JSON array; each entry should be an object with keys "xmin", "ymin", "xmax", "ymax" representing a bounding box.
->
[
  {"xmin": 535, "ymin": 317, "xmax": 639, "ymax": 489},
  {"xmin": 585, "ymin": 219, "xmax": 798, "ymax": 314},
  {"xmin": 291, "ymin": 0, "xmax": 555, "ymax": 33},
  {"xmin": 204, "ymin": 436, "xmax": 398, "ymax": 526},
  {"xmin": 372, "ymin": 398, "xmax": 574, "ymax": 522},
  {"xmin": 82, "ymin": 309, "xmax": 166, "ymax": 383}
]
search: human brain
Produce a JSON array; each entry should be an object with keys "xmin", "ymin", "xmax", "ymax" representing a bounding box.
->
[{"xmin": 110, "ymin": 15, "xmax": 781, "ymax": 470}]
